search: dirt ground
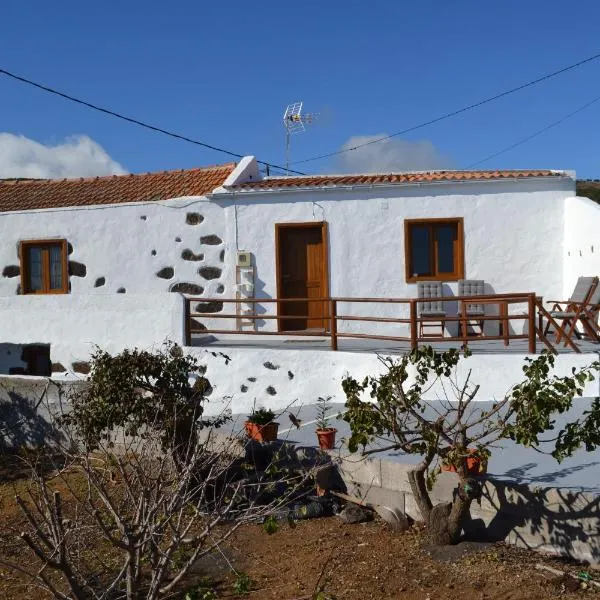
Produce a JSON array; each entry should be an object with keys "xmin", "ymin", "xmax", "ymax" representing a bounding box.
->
[
  {"xmin": 219, "ymin": 517, "xmax": 597, "ymax": 600},
  {"xmin": 0, "ymin": 456, "xmax": 597, "ymax": 600}
]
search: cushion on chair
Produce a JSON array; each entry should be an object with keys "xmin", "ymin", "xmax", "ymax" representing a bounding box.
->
[
  {"xmin": 550, "ymin": 311, "xmax": 577, "ymax": 319},
  {"xmin": 417, "ymin": 281, "xmax": 444, "ymax": 316},
  {"xmin": 463, "ymin": 309, "xmax": 485, "ymax": 317},
  {"xmin": 459, "ymin": 279, "xmax": 485, "ymax": 314},
  {"xmin": 570, "ymin": 276, "xmax": 598, "ymax": 303},
  {"xmin": 421, "ymin": 310, "xmax": 447, "ymax": 317}
]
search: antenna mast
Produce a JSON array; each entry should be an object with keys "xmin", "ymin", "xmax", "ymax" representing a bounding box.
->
[{"xmin": 283, "ymin": 102, "xmax": 316, "ymax": 174}]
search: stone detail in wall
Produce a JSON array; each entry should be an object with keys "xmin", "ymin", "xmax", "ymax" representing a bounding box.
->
[
  {"xmin": 195, "ymin": 301, "xmax": 223, "ymax": 313},
  {"xmin": 156, "ymin": 267, "xmax": 175, "ymax": 279},
  {"xmin": 247, "ymin": 377, "xmax": 256, "ymax": 382},
  {"xmin": 200, "ymin": 235, "xmax": 222, "ymax": 245},
  {"xmin": 170, "ymin": 283, "xmax": 204, "ymax": 294},
  {"xmin": 181, "ymin": 249, "xmax": 204, "ymax": 261},
  {"xmin": 67, "ymin": 243, "xmax": 74, "ymax": 255},
  {"xmin": 2, "ymin": 265, "xmax": 20, "ymax": 278},
  {"xmin": 72, "ymin": 361, "xmax": 91, "ymax": 374},
  {"xmin": 263, "ymin": 361, "xmax": 279, "ymax": 370},
  {"xmin": 94, "ymin": 277, "xmax": 106, "ymax": 288},
  {"xmin": 151, "ymin": 250, "xmax": 157, "ymax": 256},
  {"xmin": 191, "ymin": 321, "xmax": 207, "ymax": 332},
  {"xmin": 16, "ymin": 284, "xmax": 21, "ymax": 295},
  {"xmin": 219, "ymin": 249, "xmax": 225, "ymax": 262},
  {"xmin": 198, "ymin": 267, "xmax": 221, "ymax": 280},
  {"xmin": 266, "ymin": 386, "xmax": 277, "ymax": 396},
  {"xmin": 240, "ymin": 384, "xmax": 249, "ymax": 393},
  {"xmin": 140, "ymin": 215, "xmax": 147, "ymax": 220},
  {"xmin": 288, "ymin": 370, "xmax": 294, "ymax": 380},
  {"xmin": 68, "ymin": 261, "xmax": 87, "ymax": 277},
  {"xmin": 117, "ymin": 287, "xmax": 126, "ymax": 293},
  {"xmin": 186, "ymin": 213, "xmax": 204, "ymax": 225},
  {"xmin": 216, "ymin": 284, "xmax": 225, "ymax": 294},
  {"xmin": 51, "ymin": 362, "xmax": 67, "ymax": 373},
  {"xmin": 175, "ymin": 237, "xmax": 182, "ymax": 242}
]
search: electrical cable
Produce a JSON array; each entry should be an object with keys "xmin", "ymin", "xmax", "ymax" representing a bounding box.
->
[
  {"xmin": 465, "ymin": 93, "xmax": 600, "ymax": 168},
  {"xmin": 0, "ymin": 67, "xmax": 306, "ymax": 176},
  {"xmin": 291, "ymin": 51, "xmax": 600, "ymax": 166}
]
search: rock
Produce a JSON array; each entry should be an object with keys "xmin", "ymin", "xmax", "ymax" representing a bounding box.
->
[{"xmin": 336, "ymin": 504, "xmax": 373, "ymax": 524}]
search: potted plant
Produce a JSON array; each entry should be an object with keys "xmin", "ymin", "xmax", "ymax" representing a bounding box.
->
[
  {"xmin": 244, "ymin": 407, "xmax": 279, "ymax": 442},
  {"xmin": 315, "ymin": 396, "xmax": 337, "ymax": 450},
  {"xmin": 441, "ymin": 446, "xmax": 488, "ymax": 475}
]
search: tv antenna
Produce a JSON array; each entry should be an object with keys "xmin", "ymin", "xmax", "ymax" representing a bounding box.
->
[{"xmin": 283, "ymin": 102, "xmax": 317, "ymax": 174}]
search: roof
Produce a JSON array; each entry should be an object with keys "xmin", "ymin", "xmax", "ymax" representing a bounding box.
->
[
  {"xmin": 0, "ymin": 162, "xmax": 236, "ymax": 212},
  {"xmin": 229, "ymin": 169, "xmax": 562, "ymax": 192}
]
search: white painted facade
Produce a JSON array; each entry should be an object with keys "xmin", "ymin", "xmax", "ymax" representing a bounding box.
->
[
  {"xmin": 1, "ymin": 157, "xmax": 600, "ymax": 403},
  {"xmin": 214, "ymin": 176, "xmax": 575, "ymax": 336}
]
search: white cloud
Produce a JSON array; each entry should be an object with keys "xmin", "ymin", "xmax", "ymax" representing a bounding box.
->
[
  {"xmin": 336, "ymin": 134, "xmax": 454, "ymax": 173},
  {"xmin": 0, "ymin": 133, "xmax": 127, "ymax": 179}
]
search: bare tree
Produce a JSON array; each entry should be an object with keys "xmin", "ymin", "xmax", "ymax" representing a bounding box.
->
[
  {"xmin": 0, "ymin": 344, "xmax": 315, "ymax": 599},
  {"xmin": 3, "ymin": 420, "xmax": 311, "ymax": 600}
]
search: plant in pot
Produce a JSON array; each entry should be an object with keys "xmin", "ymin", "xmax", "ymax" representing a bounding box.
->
[
  {"xmin": 244, "ymin": 407, "xmax": 279, "ymax": 443},
  {"xmin": 315, "ymin": 396, "xmax": 337, "ymax": 450}
]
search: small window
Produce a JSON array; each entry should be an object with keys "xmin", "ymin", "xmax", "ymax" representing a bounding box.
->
[
  {"xmin": 20, "ymin": 239, "xmax": 68, "ymax": 294},
  {"xmin": 404, "ymin": 219, "xmax": 464, "ymax": 282}
]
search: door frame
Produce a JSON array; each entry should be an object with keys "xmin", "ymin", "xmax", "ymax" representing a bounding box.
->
[{"xmin": 275, "ymin": 221, "xmax": 330, "ymax": 333}]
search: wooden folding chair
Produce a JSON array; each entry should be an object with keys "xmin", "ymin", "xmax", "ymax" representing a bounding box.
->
[
  {"xmin": 555, "ymin": 282, "xmax": 600, "ymax": 345},
  {"xmin": 543, "ymin": 276, "xmax": 598, "ymax": 339},
  {"xmin": 417, "ymin": 281, "xmax": 446, "ymax": 337}
]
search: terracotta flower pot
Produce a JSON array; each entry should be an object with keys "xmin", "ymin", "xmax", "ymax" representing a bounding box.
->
[
  {"xmin": 441, "ymin": 448, "xmax": 487, "ymax": 475},
  {"xmin": 316, "ymin": 428, "xmax": 337, "ymax": 450},
  {"xmin": 244, "ymin": 421, "xmax": 279, "ymax": 443}
]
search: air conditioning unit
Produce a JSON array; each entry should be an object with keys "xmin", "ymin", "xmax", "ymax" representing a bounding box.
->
[{"xmin": 237, "ymin": 251, "xmax": 252, "ymax": 268}]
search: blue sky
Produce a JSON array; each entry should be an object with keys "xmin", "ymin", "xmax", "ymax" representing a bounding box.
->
[{"xmin": 2, "ymin": 0, "xmax": 600, "ymax": 178}]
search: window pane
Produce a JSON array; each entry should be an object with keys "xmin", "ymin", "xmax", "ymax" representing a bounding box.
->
[
  {"xmin": 436, "ymin": 224, "xmax": 457, "ymax": 273},
  {"xmin": 27, "ymin": 247, "xmax": 43, "ymax": 291},
  {"xmin": 410, "ymin": 225, "xmax": 432, "ymax": 276},
  {"xmin": 49, "ymin": 245, "xmax": 63, "ymax": 290}
]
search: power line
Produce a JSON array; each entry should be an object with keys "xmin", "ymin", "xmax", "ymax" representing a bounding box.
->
[
  {"xmin": 465, "ymin": 93, "xmax": 600, "ymax": 168},
  {"xmin": 291, "ymin": 51, "xmax": 600, "ymax": 166},
  {"xmin": 0, "ymin": 67, "xmax": 306, "ymax": 176}
]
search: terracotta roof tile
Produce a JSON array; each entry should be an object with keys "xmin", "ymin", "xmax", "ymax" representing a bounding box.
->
[
  {"xmin": 0, "ymin": 162, "xmax": 236, "ymax": 212},
  {"xmin": 230, "ymin": 170, "xmax": 561, "ymax": 191}
]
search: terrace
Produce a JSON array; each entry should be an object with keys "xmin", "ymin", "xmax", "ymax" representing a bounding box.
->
[{"xmin": 185, "ymin": 292, "xmax": 600, "ymax": 355}]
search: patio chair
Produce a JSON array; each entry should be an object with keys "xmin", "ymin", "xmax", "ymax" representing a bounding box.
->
[
  {"xmin": 543, "ymin": 276, "xmax": 598, "ymax": 338},
  {"xmin": 417, "ymin": 281, "xmax": 446, "ymax": 338},
  {"xmin": 552, "ymin": 280, "xmax": 600, "ymax": 345},
  {"xmin": 458, "ymin": 279, "xmax": 486, "ymax": 337}
]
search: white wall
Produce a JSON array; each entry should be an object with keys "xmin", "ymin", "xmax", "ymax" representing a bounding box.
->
[
  {"xmin": 211, "ymin": 177, "xmax": 572, "ymax": 337},
  {"xmin": 0, "ymin": 293, "xmax": 185, "ymax": 371},
  {"xmin": 188, "ymin": 347, "xmax": 599, "ymax": 416},
  {"xmin": 0, "ymin": 197, "xmax": 230, "ymax": 298},
  {"xmin": 563, "ymin": 195, "xmax": 600, "ymax": 297}
]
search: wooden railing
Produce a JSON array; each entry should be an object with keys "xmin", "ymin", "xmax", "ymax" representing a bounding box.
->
[{"xmin": 184, "ymin": 292, "xmax": 559, "ymax": 353}]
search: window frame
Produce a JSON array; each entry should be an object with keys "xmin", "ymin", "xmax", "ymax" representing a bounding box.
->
[
  {"xmin": 19, "ymin": 239, "xmax": 69, "ymax": 295},
  {"xmin": 404, "ymin": 218, "xmax": 465, "ymax": 283}
]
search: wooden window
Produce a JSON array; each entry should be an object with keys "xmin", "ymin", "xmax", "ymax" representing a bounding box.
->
[
  {"xmin": 20, "ymin": 239, "xmax": 68, "ymax": 294},
  {"xmin": 404, "ymin": 218, "xmax": 464, "ymax": 282}
]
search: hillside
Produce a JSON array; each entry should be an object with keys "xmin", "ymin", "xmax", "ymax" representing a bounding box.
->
[{"xmin": 576, "ymin": 180, "xmax": 600, "ymax": 204}]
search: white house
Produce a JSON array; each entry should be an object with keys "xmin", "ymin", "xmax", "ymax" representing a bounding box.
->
[{"xmin": 0, "ymin": 156, "xmax": 599, "ymax": 408}]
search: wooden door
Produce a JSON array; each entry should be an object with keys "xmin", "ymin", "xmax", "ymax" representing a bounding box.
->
[{"xmin": 276, "ymin": 223, "xmax": 329, "ymax": 332}]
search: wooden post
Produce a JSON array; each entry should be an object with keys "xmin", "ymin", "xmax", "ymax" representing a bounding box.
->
[
  {"xmin": 501, "ymin": 301, "xmax": 509, "ymax": 347},
  {"xmin": 410, "ymin": 299, "xmax": 418, "ymax": 350},
  {"xmin": 330, "ymin": 299, "xmax": 338, "ymax": 351},
  {"xmin": 184, "ymin": 297, "xmax": 191, "ymax": 347},
  {"xmin": 528, "ymin": 293, "xmax": 537, "ymax": 354}
]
